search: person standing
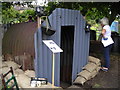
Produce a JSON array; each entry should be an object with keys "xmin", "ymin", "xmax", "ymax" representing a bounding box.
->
[{"xmin": 100, "ymin": 17, "xmax": 114, "ymax": 71}]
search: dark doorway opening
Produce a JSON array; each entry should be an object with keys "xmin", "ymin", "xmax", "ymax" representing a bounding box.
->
[{"xmin": 60, "ymin": 26, "xmax": 74, "ymax": 88}]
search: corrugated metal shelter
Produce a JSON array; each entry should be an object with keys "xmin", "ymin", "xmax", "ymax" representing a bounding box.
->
[
  {"xmin": 0, "ymin": 25, "xmax": 2, "ymax": 56},
  {"xmin": 34, "ymin": 8, "xmax": 90, "ymax": 86},
  {"xmin": 2, "ymin": 22, "xmax": 37, "ymax": 57}
]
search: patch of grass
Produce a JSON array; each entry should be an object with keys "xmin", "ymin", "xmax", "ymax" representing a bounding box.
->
[{"xmin": 92, "ymin": 83, "xmax": 102, "ymax": 88}]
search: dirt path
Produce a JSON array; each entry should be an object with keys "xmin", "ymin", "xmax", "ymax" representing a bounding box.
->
[{"xmin": 69, "ymin": 53, "xmax": 119, "ymax": 89}]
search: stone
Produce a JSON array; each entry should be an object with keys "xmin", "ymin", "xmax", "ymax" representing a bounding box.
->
[
  {"xmin": 16, "ymin": 74, "xmax": 32, "ymax": 88},
  {"xmin": 4, "ymin": 54, "xmax": 14, "ymax": 61},
  {"xmin": 0, "ymin": 56, "xmax": 2, "ymax": 61},
  {"xmin": 14, "ymin": 69, "xmax": 24, "ymax": 77},
  {"xmin": 4, "ymin": 61, "xmax": 20, "ymax": 70},
  {"xmin": 0, "ymin": 62, "xmax": 8, "ymax": 68},
  {"xmin": 0, "ymin": 67, "xmax": 10, "ymax": 75},
  {"xmin": 24, "ymin": 70, "xmax": 35, "ymax": 78}
]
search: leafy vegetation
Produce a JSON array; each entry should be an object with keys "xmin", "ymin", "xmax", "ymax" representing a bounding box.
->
[
  {"xmin": 1, "ymin": 2, "xmax": 120, "ymax": 26},
  {"xmin": 2, "ymin": 6, "xmax": 19, "ymax": 24},
  {"xmin": 17, "ymin": 9, "xmax": 36, "ymax": 23},
  {"xmin": 44, "ymin": 2, "xmax": 120, "ymax": 36},
  {"xmin": 2, "ymin": 2, "xmax": 36, "ymax": 24},
  {"xmin": 44, "ymin": 2, "xmax": 120, "ymax": 25}
]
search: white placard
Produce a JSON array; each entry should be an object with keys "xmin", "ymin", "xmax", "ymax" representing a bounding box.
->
[{"xmin": 43, "ymin": 40, "xmax": 63, "ymax": 53}]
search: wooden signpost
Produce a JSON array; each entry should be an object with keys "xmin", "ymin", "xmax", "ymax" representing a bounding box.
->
[{"xmin": 43, "ymin": 40, "xmax": 63, "ymax": 88}]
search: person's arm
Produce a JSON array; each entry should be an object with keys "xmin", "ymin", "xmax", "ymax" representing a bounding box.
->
[
  {"xmin": 102, "ymin": 29, "xmax": 108, "ymax": 40},
  {"xmin": 101, "ymin": 29, "xmax": 106, "ymax": 38}
]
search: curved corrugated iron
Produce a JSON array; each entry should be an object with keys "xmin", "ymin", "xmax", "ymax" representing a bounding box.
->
[
  {"xmin": 2, "ymin": 22, "xmax": 38, "ymax": 57},
  {"xmin": 34, "ymin": 8, "xmax": 90, "ymax": 86}
]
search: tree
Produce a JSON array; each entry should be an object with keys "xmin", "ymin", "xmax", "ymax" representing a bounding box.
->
[
  {"xmin": 44, "ymin": 2, "xmax": 120, "ymax": 25},
  {"xmin": 2, "ymin": 5, "xmax": 19, "ymax": 24},
  {"xmin": 17, "ymin": 9, "xmax": 36, "ymax": 23},
  {"xmin": 2, "ymin": 2, "xmax": 36, "ymax": 24},
  {"xmin": 2, "ymin": 2, "xmax": 120, "ymax": 25}
]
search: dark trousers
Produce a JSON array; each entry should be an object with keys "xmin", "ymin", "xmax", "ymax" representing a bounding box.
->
[{"xmin": 103, "ymin": 44, "xmax": 112, "ymax": 68}]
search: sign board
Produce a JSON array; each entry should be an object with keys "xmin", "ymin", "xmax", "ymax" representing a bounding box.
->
[{"xmin": 43, "ymin": 40, "xmax": 63, "ymax": 53}]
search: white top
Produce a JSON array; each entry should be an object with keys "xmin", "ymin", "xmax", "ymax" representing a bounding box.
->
[
  {"xmin": 101, "ymin": 25, "xmax": 114, "ymax": 47},
  {"xmin": 103, "ymin": 25, "xmax": 111, "ymax": 38}
]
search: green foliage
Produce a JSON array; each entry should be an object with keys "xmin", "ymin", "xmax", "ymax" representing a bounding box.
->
[
  {"xmin": 17, "ymin": 9, "xmax": 36, "ymax": 23},
  {"xmin": 119, "ymin": 24, "xmax": 120, "ymax": 34},
  {"xmin": 2, "ymin": 2, "xmax": 119, "ymax": 26},
  {"xmin": 2, "ymin": 2, "xmax": 36, "ymax": 24},
  {"xmin": 44, "ymin": 2, "xmax": 107, "ymax": 25},
  {"xmin": 2, "ymin": 6, "xmax": 19, "ymax": 24},
  {"xmin": 44, "ymin": 2, "xmax": 119, "ymax": 26},
  {"xmin": 44, "ymin": 2, "xmax": 60, "ymax": 15},
  {"xmin": 93, "ymin": 83, "xmax": 102, "ymax": 88}
]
